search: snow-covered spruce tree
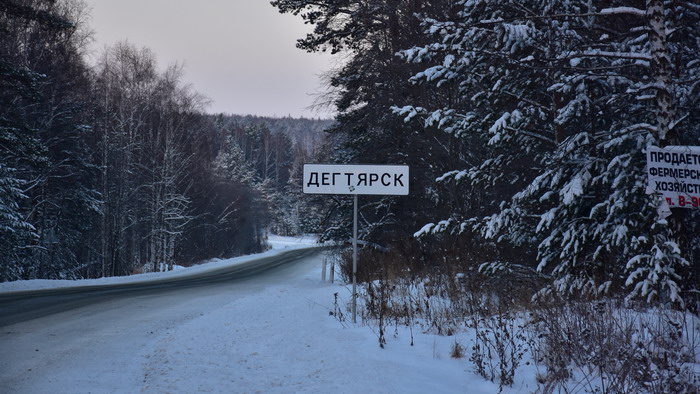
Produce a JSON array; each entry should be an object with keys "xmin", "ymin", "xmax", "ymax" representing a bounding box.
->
[
  {"xmin": 401, "ymin": 0, "xmax": 699, "ymax": 305},
  {"xmin": 0, "ymin": 44, "xmax": 42, "ymax": 280},
  {"xmin": 212, "ymin": 131, "xmax": 269, "ymax": 253},
  {"xmin": 0, "ymin": 166, "xmax": 36, "ymax": 281},
  {"xmin": 272, "ymin": 0, "xmax": 464, "ymax": 255},
  {"xmin": 1, "ymin": 0, "xmax": 100, "ymax": 280},
  {"xmin": 23, "ymin": 1, "xmax": 102, "ymax": 280}
]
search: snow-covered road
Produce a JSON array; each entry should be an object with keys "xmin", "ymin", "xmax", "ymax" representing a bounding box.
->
[{"xmin": 1, "ymin": 239, "xmax": 514, "ymax": 394}]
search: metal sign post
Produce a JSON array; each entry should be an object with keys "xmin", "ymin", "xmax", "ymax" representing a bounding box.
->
[
  {"xmin": 352, "ymin": 194, "xmax": 358, "ymax": 322},
  {"xmin": 302, "ymin": 164, "xmax": 409, "ymax": 323}
]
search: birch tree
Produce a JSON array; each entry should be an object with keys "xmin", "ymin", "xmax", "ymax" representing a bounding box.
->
[{"xmin": 93, "ymin": 42, "xmax": 158, "ymax": 276}]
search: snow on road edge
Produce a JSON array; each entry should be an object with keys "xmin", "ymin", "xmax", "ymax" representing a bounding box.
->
[{"xmin": 0, "ymin": 235, "xmax": 320, "ymax": 293}]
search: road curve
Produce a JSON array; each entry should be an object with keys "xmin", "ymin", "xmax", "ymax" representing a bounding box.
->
[{"xmin": 0, "ymin": 247, "xmax": 323, "ymax": 327}]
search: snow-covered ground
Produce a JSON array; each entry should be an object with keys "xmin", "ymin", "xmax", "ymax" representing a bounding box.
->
[{"xmin": 0, "ymin": 235, "xmax": 525, "ymax": 393}]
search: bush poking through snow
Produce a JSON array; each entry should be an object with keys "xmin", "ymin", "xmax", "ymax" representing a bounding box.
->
[
  {"xmin": 450, "ymin": 340, "xmax": 465, "ymax": 359},
  {"xmin": 330, "ymin": 292, "xmax": 347, "ymax": 326},
  {"xmin": 349, "ymin": 261, "xmax": 699, "ymax": 392},
  {"xmin": 529, "ymin": 301, "xmax": 700, "ymax": 394},
  {"xmin": 470, "ymin": 311, "xmax": 528, "ymax": 388}
]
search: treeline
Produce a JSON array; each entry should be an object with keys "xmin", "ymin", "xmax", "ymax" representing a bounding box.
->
[
  {"xmin": 208, "ymin": 113, "xmax": 333, "ymax": 239},
  {"xmin": 273, "ymin": 0, "xmax": 700, "ymax": 307},
  {"xmin": 0, "ymin": 0, "xmax": 330, "ymax": 281},
  {"xmin": 221, "ymin": 114, "xmax": 334, "ymax": 153}
]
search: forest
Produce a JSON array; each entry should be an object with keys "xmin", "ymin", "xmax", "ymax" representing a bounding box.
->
[
  {"xmin": 2, "ymin": 0, "xmax": 700, "ymax": 390},
  {"xmin": 270, "ymin": 0, "xmax": 700, "ymax": 390},
  {"xmin": 272, "ymin": 0, "xmax": 700, "ymax": 308},
  {"xmin": 0, "ymin": 0, "xmax": 332, "ymax": 280},
  {"xmin": 2, "ymin": 0, "xmax": 698, "ymax": 302}
]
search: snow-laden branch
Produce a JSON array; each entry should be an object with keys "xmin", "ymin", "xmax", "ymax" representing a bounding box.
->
[
  {"xmin": 470, "ymin": 9, "xmax": 647, "ymax": 27},
  {"xmin": 576, "ymin": 50, "xmax": 652, "ymax": 62},
  {"xmin": 598, "ymin": 7, "xmax": 646, "ymax": 18},
  {"xmin": 504, "ymin": 126, "xmax": 556, "ymax": 145},
  {"xmin": 674, "ymin": 0, "xmax": 700, "ymax": 13}
]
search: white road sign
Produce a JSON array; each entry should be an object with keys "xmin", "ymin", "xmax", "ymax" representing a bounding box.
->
[
  {"xmin": 303, "ymin": 163, "xmax": 409, "ymax": 323},
  {"xmin": 647, "ymin": 145, "xmax": 700, "ymax": 208},
  {"xmin": 303, "ymin": 164, "xmax": 409, "ymax": 195}
]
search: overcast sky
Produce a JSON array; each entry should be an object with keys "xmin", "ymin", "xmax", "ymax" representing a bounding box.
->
[{"xmin": 84, "ymin": 0, "xmax": 335, "ymax": 118}]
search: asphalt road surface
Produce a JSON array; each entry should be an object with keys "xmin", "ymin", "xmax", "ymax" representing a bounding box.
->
[
  {"xmin": 0, "ymin": 247, "xmax": 323, "ymax": 327},
  {"xmin": 1, "ymin": 247, "xmax": 329, "ymax": 393}
]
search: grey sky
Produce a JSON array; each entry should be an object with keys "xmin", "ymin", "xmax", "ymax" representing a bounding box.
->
[{"xmin": 84, "ymin": 0, "xmax": 334, "ymax": 118}]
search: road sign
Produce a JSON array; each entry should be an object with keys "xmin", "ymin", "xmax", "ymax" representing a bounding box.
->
[
  {"xmin": 647, "ymin": 145, "xmax": 700, "ymax": 208},
  {"xmin": 303, "ymin": 164, "xmax": 409, "ymax": 195},
  {"xmin": 303, "ymin": 163, "xmax": 409, "ymax": 323}
]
